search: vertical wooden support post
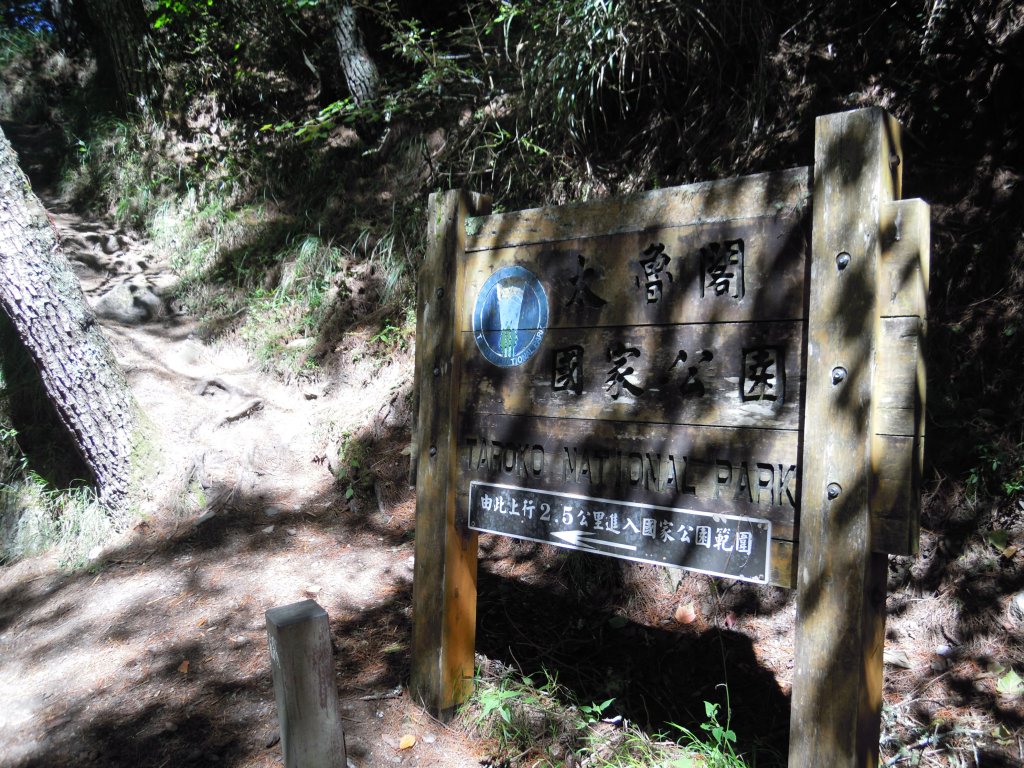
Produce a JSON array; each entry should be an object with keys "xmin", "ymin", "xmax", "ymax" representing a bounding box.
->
[
  {"xmin": 266, "ymin": 599, "xmax": 346, "ymax": 768},
  {"xmin": 872, "ymin": 200, "xmax": 930, "ymax": 555},
  {"xmin": 790, "ymin": 108, "xmax": 902, "ymax": 767},
  {"xmin": 410, "ymin": 190, "xmax": 491, "ymax": 719}
]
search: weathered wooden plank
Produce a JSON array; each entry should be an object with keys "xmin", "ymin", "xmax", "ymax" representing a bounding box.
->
[
  {"xmin": 770, "ymin": 539, "xmax": 796, "ymax": 589},
  {"xmin": 460, "ymin": 321, "xmax": 803, "ymax": 431},
  {"xmin": 461, "ymin": 216, "xmax": 809, "ymax": 330},
  {"xmin": 870, "ymin": 434, "xmax": 921, "ymax": 555},
  {"xmin": 871, "ymin": 198, "xmax": 928, "ymax": 556},
  {"xmin": 465, "ymin": 166, "xmax": 812, "ymax": 251},
  {"xmin": 879, "ymin": 199, "xmax": 930, "ymax": 319},
  {"xmin": 456, "ymin": 413, "xmax": 799, "ymax": 540},
  {"xmin": 410, "ymin": 190, "xmax": 491, "ymax": 719},
  {"xmin": 790, "ymin": 107, "xmax": 901, "ymax": 768},
  {"xmin": 265, "ymin": 600, "xmax": 347, "ymax": 768},
  {"xmin": 873, "ymin": 316, "xmax": 922, "ymax": 437}
]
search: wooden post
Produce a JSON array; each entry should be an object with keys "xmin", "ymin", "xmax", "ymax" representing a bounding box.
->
[
  {"xmin": 789, "ymin": 108, "xmax": 902, "ymax": 767},
  {"xmin": 410, "ymin": 190, "xmax": 491, "ymax": 719},
  {"xmin": 872, "ymin": 199, "xmax": 930, "ymax": 555},
  {"xmin": 266, "ymin": 600, "xmax": 347, "ymax": 768}
]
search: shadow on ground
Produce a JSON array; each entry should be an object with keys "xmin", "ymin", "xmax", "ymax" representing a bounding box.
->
[{"xmin": 0, "ymin": 454, "xmax": 795, "ymax": 768}]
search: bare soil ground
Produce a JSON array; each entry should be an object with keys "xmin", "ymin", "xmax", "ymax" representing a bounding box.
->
[
  {"xmin": 0, "ymin": 191, "xmax": 483, "ymax": 767},
  {"xmin": 1, "ymin": 129, "xmax": 1023, "ymax": 768}
]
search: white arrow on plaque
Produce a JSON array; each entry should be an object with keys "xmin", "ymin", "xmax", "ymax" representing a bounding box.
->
[{"xmin": 550, "ymin": 530, "xmax": 638, "ymax": 552}]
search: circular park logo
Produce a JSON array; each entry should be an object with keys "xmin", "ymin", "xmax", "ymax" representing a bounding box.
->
[{"xmin": 472, "ymin": 266, "xmax": 548, "ymax": 367}]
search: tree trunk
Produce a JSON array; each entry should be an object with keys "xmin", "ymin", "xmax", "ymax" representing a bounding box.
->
[
  {"xmin": 47, "ymin": 0, "xmax": 93, "ymax": 54},
  {"xmin": 332, "ymin": 1, "xmax": 379, "ymax": 107},
  {"xmin": 82, "ymin": 0, "xmax": 160, "ymax": 114},
  {"xmin": 0, "ymin": 128, "xmax": 136, "ymax": 507}
]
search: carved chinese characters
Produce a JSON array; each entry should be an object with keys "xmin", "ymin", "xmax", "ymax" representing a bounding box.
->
[
  {"xmin": 742, "ymin": 347, "xmax": 784, "ymax": 402},
  {"xmin": 461, "ymin": 217, "xmax": 805, "ymax": 330},
  {"xmin": 552, "ymin": 345, "xmax": 583, "ymax": 394},
  {"xmin": 635, "ymin": 242, "xmax": 672, "ymax": 303},
  {"xmin": 462, "ymin": 322, "xmax": 802, "ymax": 430},
  {"xmin": 605, "ymin": 343, "xmax": 644, "ymax": 400},
  {"xmin": 700, "ymin": 239, "xmax": 745, "ymax": 298}
]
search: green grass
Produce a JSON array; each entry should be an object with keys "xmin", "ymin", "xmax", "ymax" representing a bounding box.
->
[
  {"xmin": 0, "ymin": 473, "xmax": 120, "ymax": 569},
  {"xmin": 138, "ymin": 151, "xmax": 423, "ymax": 377},
  {"xmin": 0, "ymin": 27, "xmax": 49, "ymax": 69},
  {"xmin": 669, "ymin": 695, "xmax": 748, "ymax": 768},
  {"xmin": 462, "ymin": 662, "xmax": 754, "ymax": 767},
  {"xmin": 0, "ymin": 411, "xmax": 144, "ymax": 570},
  {"xmin": 966, "ymin": 438, "xmax": 1024, "ymax": 505},
  {"xmin": 336, "ymin": 431, "xmax": 373, "ymax": 501},
  {"xmin": 465, "ymin": 666, "xmax": 575, "ymax": 757},
  {"xmin": 0, "ymin": 420, "xmax": 27, "ymax": 484}
]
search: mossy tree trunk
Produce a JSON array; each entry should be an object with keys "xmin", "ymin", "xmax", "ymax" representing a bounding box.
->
[
  {"xmin": 332, "ymin": 1, "xmax": 379, "ymax": 107},
  {"xmin": 0, "ymin": 128, "xmax": 136, "ymax": 507}
]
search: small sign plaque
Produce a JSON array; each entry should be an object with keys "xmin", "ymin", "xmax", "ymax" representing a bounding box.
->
[
  {"xmin": 472, "ymin": 265, "xmax": 549, "ymax": 367},
  {"xmin": 468, "ymin": 480, "xmax": 772, "ymax": 583}
]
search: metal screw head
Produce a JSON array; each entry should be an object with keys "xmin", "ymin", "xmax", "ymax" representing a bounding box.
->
[
  {"xmin": 826, "ymin": 482, "xmax": 842, "ymax": 500},
  {"xmin": 836, "ymin": 251, "xmax": 851, "ymax": 271},
  {"xmin": 429, "ymin": 445, "xmax": 437, "ymax": 457},
  {"xmin": 831, "ymin": 366, "xmax": 847, "ymax": 385},
  {"xmin": 436, "ymin": 287, "xmax": 444, "ymax": 299}
]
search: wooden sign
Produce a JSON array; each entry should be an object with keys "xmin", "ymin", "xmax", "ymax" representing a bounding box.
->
[
  {"xmin": 457, "ymin": 168, "xmax": 810, "ymax": 587},
  {"xmin": 410, "ymin": 108, "xmax": 929, "ymax": 768}
]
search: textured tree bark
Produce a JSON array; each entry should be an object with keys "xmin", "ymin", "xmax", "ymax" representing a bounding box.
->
[
  {"xmin": 82, "ymin": 0, "xmax": 160, "ymax": 114},
  {"xmin": 47, "ymin": 0, "xmax": 90, "ymax": 53},
  {"xmin": 0, "ymin": 128, "xmax": 137, "ymax": 506},
  {"xmin": 331, "ymin": 1, "xmax": 379, "ymax": 107}
]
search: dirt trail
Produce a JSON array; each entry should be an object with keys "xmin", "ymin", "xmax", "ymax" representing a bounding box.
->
[{"xmin": 0, "ymin": 126, "xmax": 482, "ymax": 767}]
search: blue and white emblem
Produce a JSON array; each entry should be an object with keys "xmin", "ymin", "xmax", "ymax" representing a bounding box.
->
[{"xmin": 472, "ymin": 266, "xmax": 548, "ymax": 367}]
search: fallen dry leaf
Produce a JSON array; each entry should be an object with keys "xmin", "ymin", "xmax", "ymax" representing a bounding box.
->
[
  {"xmin": 883, "ymin": 649, "xmax": 912, "ymax": 669},
  {"xmin": 398, "ymin": 734, "xmax": 416, "ymax": 750},
  {"xmin": 674, "ymin": 602, "xmax": 697, "ymax": 624}
]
